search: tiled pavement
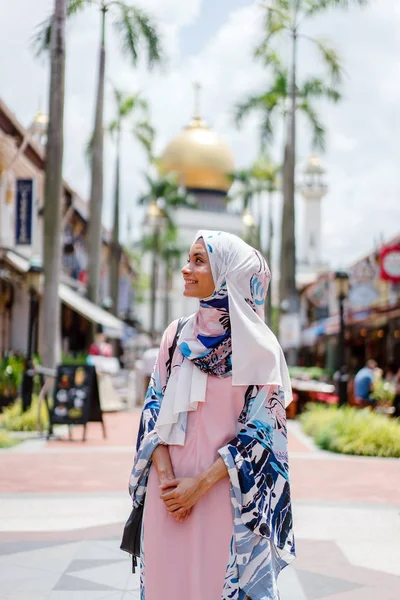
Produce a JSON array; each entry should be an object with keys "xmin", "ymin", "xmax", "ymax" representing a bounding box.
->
[{"xmin": 0, "ymin": 412, "xmax": 400, "ymax": 599}]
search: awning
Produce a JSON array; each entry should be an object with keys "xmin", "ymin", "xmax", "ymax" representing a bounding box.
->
[
  {"xmin": 2, "ymin": 250, "xmax": 125, "ymax": 339},
  {"xmin": 301, "ymin": 320, "xmax": 327, "ymax": 346},
  {"xmin": 5, "ymin": 250, "xmax": 30, "ymax": 273},
  {"xmin": 59, "ymin": 283, "xmax": 124, "ymax": 339}
]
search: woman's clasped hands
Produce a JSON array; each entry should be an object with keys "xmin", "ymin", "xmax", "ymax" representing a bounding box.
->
[{"xmin": 159, "ymin": 475, "xmax": 209, "ymax": 523}]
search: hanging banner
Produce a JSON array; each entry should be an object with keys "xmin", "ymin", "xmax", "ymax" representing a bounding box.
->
[
  {"xmin": 380, "ymin": 245, "xmax": 400, "ymax": 283},
  {"xmin": 15, "ymin": 179, "xmax": 34, "ymax": 246}
]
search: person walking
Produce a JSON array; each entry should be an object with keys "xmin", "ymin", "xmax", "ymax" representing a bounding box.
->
[{"xmin": 129, "ymin": 230, "xmax": 296, "ymax": 600}]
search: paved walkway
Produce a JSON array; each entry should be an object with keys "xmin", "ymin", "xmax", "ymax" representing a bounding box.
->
[{"xmin": 0, "ymin": 412, "xmax": 399, "ymax": 599}]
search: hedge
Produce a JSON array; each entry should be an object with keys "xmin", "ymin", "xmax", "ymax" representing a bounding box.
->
[{"xmin": 299, "ymin": 403, "xmax": 400, "ymax": 458}]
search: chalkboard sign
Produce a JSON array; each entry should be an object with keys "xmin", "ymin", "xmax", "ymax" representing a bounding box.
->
[{"xmin": 49, "ymin": 364, "xmax": 106, "ymax": 441}]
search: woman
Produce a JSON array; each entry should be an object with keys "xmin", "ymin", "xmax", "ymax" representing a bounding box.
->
[{"xmin": 129, "ymin": 230, "xmax": 296, "ymax": 600}]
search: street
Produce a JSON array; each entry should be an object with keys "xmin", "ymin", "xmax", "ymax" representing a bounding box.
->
[{"xmin": 0, "ymin": 413, "xmax": 399, "ymax": 599}]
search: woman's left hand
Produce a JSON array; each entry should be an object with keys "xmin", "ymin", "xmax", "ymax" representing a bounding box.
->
[{"xmin": 159, "ymin": 476, "xmax": 208, "ymax": 513}]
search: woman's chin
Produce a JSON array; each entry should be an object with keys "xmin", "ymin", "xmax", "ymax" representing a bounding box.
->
[{"xmin": 183, "ymin": 288, "xmax": 200, "ymax": 298}]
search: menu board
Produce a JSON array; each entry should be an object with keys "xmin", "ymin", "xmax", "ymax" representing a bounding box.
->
[{"xmin": 50, "ymin": 365, "xmax": 104, "ymax": 438}]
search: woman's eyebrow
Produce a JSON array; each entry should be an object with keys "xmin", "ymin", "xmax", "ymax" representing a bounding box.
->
[{"xmin": 191, "ymin": 251, "xmax": 206, "ymax": 258}]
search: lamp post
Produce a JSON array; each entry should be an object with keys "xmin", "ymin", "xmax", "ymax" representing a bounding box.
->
[
  {"xmin": 334, "ymin": 271, "xmax": 350, "ymax": 407},
  {"xmin": 147, "ymin": 199, "xmax": 164, "ymax": 340},
  {"xmin": 21, "ymin": 257, "xmax": 42, "ymax": 411}
]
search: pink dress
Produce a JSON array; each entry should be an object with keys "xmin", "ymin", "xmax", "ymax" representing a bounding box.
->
[{"xmin": 143, "ymin": 375, "xmax": 244, "ymax": 600}]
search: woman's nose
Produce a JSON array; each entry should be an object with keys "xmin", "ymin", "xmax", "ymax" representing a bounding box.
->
[{"xmin": 181, "ymin": 262, "xmax": 191, "ymax": 275}]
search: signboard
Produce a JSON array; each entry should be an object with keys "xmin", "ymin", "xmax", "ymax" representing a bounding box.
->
[
  {"xmin": 49, "ymin": 364, "xmax": 105, "ymax": 441},
  {"xmin": 15, "ymin": 179, "xmax": 34, "ymax": 246},
  {"xmin": 380, "ymin": 245, "xmax": 400, "ymax": 283}
]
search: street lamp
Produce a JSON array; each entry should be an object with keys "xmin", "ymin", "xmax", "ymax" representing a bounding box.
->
[
  {"xmin": 21, "ymin": 257, "xmax": 42, "ymax": 411},
  {"xmin": 334, "ymin": 271, "xmax": 350, "ymax": 407},
  {"xmin": 147, "ymin": 199, "xmax": 164, "ymax": 340}
]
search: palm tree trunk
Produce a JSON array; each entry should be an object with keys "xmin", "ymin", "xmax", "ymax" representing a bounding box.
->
[
  {"xmin": 87, "ymin": 5, "xmax": 106, "ymax": 307},
  {"xmin": 42, "ymin": 0, "xmax": 66, "ymax": 369},
  {"xmin": 109, "ymin": 127, "xmax": 120, "ymax": 317},
  {"xmin": 266, "ymin": 189, "xmax": 273, "ymax": 329},
  {"xmin": 163, "ymin": 256, "xmax": 171, "ymax": 330},
  {"xmin": 279, "ymin": 24, "xmax": 298, "ymax": 364},
  {"xmin": 150, "ymin": 227, "xmax": 160, "ymax": 340}
]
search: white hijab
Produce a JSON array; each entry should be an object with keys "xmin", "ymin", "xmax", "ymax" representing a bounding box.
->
[{"xmin": 155, "ymin": 230, "xmax": 292, "ymax": 445}]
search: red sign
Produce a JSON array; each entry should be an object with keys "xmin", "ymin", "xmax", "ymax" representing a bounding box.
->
[{"xmin": 380, "ymin": 245, "xmax": 400, "ymax": 283}]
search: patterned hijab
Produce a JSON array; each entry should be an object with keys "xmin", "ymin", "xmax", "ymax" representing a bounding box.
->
[{"xmin": 155, "ymin": 230, "xmax": 292, "ymax": 445}]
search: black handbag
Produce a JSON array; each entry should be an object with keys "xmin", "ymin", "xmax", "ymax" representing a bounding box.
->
[
  {"xmin": 120, "ymin": 317, "xmax": 188, "ymax": 573},
  {"xmin": 120, "ymin": 501, "xmax": 143, "ymax": 573}
]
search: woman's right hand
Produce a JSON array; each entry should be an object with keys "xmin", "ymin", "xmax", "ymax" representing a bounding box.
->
[{"xmin": 153, "ymin": 446, "xmax": 190, "ymax": 522}]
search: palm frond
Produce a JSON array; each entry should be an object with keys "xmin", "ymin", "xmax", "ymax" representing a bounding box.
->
[
  {"xmin": 114, "ymin": 4, "xmax": 162, "ymax": 68},
  {"xmin": 298, "ymin": 101, "xmax": 325, "ymax": 151},
  {"xmin": 32, "ymin": 0, "xmax": 89, "ymax": 57},
  {"xmin": 133, "ymin": 120, "xmax": 155, "ymax": 158},
  {"xmin": 305, "ymin": 0, "xmax": 369, "ymax": 16},
  {"xmin": 300, "ymin": 77, "xmax": 341, "ymax": 103},
  {"xmin": 31, "ymin": 15, "xmax": 53, "ymax": 57},
  {"xmin": 131, "ymin": 6, "xmax": 162, "ymax": 67},
  {"xmin": 312, "ymin": 38, "xmax": 343, "ymax": 84},
  {"xmin": 254, "ymin": 43, "xmax": 282, "ymax": 68},
  {"xmin": 235, "ymin": 95, "xmax": 265, "ymax": 127},
  {"xmin": 85, "ymin": 131, "xmax": 94, "ymax": 166}
]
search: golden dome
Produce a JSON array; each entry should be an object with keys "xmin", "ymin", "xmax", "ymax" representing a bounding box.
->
[{"xmin": 159, "ymin": 116, "xmax": 235, "ymax": 193}]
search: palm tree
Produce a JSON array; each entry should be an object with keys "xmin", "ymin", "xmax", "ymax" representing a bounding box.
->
[
  {"xmin": 34, "ymin": 0, "xmax": 162, "ymax": 307},
  {"xmin": 108, "ymin": 88, "xmax": 154, "ymax": 318},
  {"xmin": 238, "ymin": 0, "xmax": 368, "ymax": 362},
  {"xmin": 251, "ymin": 154, "xmax": 280, "ymax": 329},
  {"xmin": 42, "ymin": 0, "xmax": 67, "ymax": 371},
  {"xmin": 139, "ymin": 174, "xmax": 193, "ymax": 336}
]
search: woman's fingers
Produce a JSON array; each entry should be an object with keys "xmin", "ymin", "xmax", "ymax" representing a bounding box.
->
[{"xmin": 159, "ymin": 479, "xmax": 180, "ymax": 491}]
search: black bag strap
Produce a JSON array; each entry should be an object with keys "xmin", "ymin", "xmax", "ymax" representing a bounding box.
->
[{"xmin": 166, "ymin": 316, "xmax": 189, "ymax": 379}]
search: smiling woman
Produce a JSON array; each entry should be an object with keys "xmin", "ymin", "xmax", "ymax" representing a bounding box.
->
[{"xmin": 129, "ymin": 230, "xmax": 295, "ymax": 600}]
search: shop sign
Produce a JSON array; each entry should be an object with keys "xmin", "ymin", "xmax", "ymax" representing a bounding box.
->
[
  {"xmin": 15, "ymin": 179, "xmax": 34, "ymax": 246},
  {"xmin": 380, "ymin": 245, "xmax": 400, "ymax": 283},
  {"xmin": 348, "ymin": 283, "xmax": 379, "ymax": 309}
]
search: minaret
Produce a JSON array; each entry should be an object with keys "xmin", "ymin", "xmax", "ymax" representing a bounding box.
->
[{"xmin": 299, "ymin": 155, "xmax": 328, "ymax": 267}]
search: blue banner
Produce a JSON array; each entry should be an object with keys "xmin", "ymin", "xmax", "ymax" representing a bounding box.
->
[{"xmin": 15, "ymin": 179, "xmax": 34, "ymax": 245}]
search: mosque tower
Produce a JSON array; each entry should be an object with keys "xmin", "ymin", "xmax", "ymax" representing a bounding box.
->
[{"xmin": 299, "ymin": 154, "xmax": 328, "ymax": 268}]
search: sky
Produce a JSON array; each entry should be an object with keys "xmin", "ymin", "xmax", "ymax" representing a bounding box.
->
[{"xmin": 0, "ymin": 0, "xmax": 399, "ymax": 270}]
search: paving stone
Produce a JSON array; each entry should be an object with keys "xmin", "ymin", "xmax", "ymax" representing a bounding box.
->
[{"xmin": 295, "ymin": 569, "xmax": 362, "ymax": 599}]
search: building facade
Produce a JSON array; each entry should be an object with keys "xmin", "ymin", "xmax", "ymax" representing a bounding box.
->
[{"xmin": 0, "ymin": 98, "xmax": 134, "ymax": 358}]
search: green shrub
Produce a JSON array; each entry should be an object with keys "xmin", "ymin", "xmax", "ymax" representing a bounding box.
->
[
  {"xmin": 62, "ymin": 352, "xmax": 88, "ymax": 365},
  {"xmin": 0, "ymin": 355, "xmax": 25, "ymax": 398},
  {"xmin": 289, "ymin": 366, "xmax": 330, "ymax": 381},
  {"xmin": 0, "ymin": 430, "xmax": 20, "ymax": 448},
  {"xmin": 0, "ymin": 396, "xmax": 49, "ymax": 432},
  {"xmin": 299, "ymin": 403, "xmax": 400, "ymax": 458}
]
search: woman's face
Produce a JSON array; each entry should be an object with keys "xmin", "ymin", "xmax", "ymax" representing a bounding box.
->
[{"xmin": 181, "ymin": 238, "xmax": 215, "ymax": 299}]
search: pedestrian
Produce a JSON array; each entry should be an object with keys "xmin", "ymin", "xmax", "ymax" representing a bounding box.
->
[
  {"xmin": 129, "ymin": 230, "xmax": 295, "ymax": 600},
  {"xmin": 354, "ymin": 359, "xmax": 378, "ymax": 407}
]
